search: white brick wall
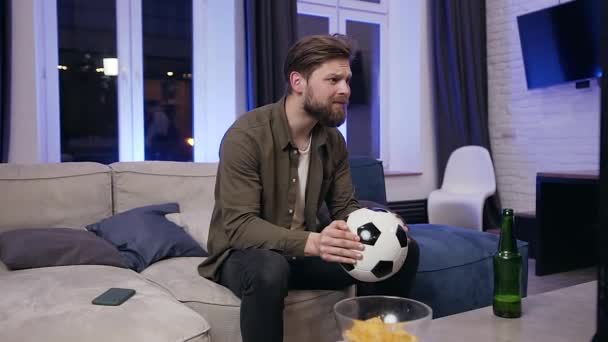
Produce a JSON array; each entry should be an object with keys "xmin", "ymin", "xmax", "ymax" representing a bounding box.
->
[{"xmin": 486, "ymin": 0, "xmax": 600, "ymax": 213}]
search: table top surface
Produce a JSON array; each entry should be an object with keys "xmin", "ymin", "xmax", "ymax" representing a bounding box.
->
[{"xmin": 428, "ymin": 281, "xmax": 597, "ymax": 342}]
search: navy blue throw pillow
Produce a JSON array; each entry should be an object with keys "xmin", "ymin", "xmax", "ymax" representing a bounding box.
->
[{"xmin": 86, "ymin": 203, "xmax": 207, "ymax": 272}]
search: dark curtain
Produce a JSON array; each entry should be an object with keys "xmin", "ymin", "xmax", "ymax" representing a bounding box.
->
[
  {"xmin": 244, "ymin": 0, "xmax": 298, "ymax": 110},
  {"xmin": 0, "ymin": 0, "xmax": 10, "ymax": 163},
  {"xmin": 431, "ymin": 0, "xmax": 500, "ymax": 230}
]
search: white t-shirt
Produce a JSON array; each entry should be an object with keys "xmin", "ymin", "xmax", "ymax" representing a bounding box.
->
[{"xmin": 290, "ymin": 136, "xmax": 312, "ymax": 230}]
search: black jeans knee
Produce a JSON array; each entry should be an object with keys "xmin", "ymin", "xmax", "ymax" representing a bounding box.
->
[{"xmin": 218, "ymin": 249, "xmax": 290, "ymax": 342}]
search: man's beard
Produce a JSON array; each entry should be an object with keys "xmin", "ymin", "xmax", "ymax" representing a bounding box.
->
[{"xmin": 303, "ymin": 89, "xmax": 347, "ymax": 128}]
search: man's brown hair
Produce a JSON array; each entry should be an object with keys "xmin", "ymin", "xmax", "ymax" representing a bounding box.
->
[{"xmin": 283, "ymin": 34, "xmax": 352, "ymax": 94}]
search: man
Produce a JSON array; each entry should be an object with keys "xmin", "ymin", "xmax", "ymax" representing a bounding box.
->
[{"xmin": 198, "ymin": 34, "xmax": 420, "ymax": 342}]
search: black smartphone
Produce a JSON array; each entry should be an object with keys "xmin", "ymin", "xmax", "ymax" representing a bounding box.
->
[{"xmin": 92, "ymin": 288, "xmax": 136, "ymax": 306}]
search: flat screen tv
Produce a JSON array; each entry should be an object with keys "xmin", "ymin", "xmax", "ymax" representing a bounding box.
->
[{"xmin": 517, "ymin": 0, "xmax": 601, "ymax": 89}]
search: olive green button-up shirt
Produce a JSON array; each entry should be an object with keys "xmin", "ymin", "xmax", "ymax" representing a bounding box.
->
[{"xmin": 198, "ymin": 97, "xmax": 360, "ymax": 281}]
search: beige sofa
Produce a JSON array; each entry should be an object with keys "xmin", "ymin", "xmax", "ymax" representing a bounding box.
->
[{"xmin": 0, "ymin": 161, "xmax": 350, "ymax": 342}]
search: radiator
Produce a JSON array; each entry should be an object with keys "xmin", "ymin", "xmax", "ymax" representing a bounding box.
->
[{"xmin": 388, "ymin": 199, "xmax": 428, "ymax": 224}]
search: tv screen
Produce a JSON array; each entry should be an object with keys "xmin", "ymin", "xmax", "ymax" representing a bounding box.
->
[{"xmin": 517, "ymin": 0, "xmax": 601, "ymax": 89}]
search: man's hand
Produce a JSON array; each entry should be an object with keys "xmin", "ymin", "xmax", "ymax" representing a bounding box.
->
[{"xmin": 304, "ymin": 220, "xmax": 364, "ymax": 264}]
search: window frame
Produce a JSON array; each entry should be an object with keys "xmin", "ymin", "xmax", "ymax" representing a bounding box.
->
[
  {"xmin": 297, "ymin": 2, "xmax": 339, "ymax": 34},
  {"xmin": 40, "ymin": 0, "xmax": 61, "ymax": 162},
  {"xmin": 298, "ymin": 0, "xmax": 339, "ymax": 7},
  {"xmin": 117, "ymin": 0, "xmax": 144, "ymax": 161},
  {"xmin": 340, "ymin": 0, "xmax": 388, "ymax": 14},
  {"xmin": 297, "ymin": 0, "xmax": 422, "ymax": 173}
]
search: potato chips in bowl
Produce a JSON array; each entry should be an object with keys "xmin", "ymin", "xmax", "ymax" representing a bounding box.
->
[{"xmin": 334, "ymin": 296, "xmax": 432, "ymax": 342}]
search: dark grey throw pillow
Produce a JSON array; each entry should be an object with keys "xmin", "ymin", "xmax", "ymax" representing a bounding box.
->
[
  {"xmin": 0, "ymin": 228, "xmax": 128, "ymax": 270},
  {"xmin": 86, "ymin": 203, "xmax": 207, "ymax": 272}
]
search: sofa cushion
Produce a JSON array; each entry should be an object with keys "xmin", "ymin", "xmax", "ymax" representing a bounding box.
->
[
  {"xmin": 318, "ymin": 200, "xmax": 387, "ymax": 228},
  {"xmin": 349, "ymin": 157, "xmax": 388, "ymax": 205},
  {"xmin": 0, "ymin": 228, "xmax": 127, "ymax": 270},
  {"xmin": 142, "ymin": 257, "xmax": 348, "ymax": 306},
  {"xmin": 0, "ymin": 162, "xmax": 112, "ymax": 233},
  {"xmin": 408, "ymin": 224, "xmax": 528, "ymax": 318},
  {"xmin": 110, "ymin": 161, "xmax": 217, "ymax": 249},
  {"xmin": 141, "ymin": 257, "xmax": 239, "ymax": 305},
  {"xmin": 164, "ymin": 211, "xmax": 211, "ymax": 249},
  {"xmin": 87, "ymin": 203, "xmax": 207, "ymax": 272},
  {"xmin": 141, "ymin": 257, "xmax": 350, "ymax": 342},
  {"xmin": 0, "ymin": 265, "xmax": 210, "ymax": 342}
]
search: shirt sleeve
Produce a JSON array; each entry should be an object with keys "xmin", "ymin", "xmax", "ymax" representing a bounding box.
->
[
  {"xmin": 325, "ymin": 133, "xmax": 361, "ymax": 221},
  {"xmin": 215, "ymin": 128, "xmax": 310, "ymax": 255}
]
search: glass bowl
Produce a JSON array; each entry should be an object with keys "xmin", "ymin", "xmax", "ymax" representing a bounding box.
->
[{"xmin": 334, "ymin": 296, "xmax": 432, "ymax": 342}]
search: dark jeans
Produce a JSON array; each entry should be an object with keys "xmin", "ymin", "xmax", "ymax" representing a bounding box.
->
[{"xmin": 218, "ymin": 239, "xmax": 420, "ymax": 342}]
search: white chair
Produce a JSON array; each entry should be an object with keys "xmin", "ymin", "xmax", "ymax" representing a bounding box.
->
[{"xmin": 427, "ymin": 145, "xmax": 496, "ymax": 231}]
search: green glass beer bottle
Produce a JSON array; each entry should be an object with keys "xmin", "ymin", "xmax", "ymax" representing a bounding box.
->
[{"xmin": 493, "ymin": 208, "xmax": 522, "ymax": 318}]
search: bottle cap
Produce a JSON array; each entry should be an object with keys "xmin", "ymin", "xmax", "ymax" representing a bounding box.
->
[{"xmin": 502, "ymin": 208, "xmax": 514, "ymax": 216}]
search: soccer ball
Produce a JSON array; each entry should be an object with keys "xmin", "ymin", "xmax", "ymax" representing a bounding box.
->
[{"xmin": 340, "ymin": 208, "xmax": 409, "ymax": 282}]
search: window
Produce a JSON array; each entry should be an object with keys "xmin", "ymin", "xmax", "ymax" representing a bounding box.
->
[
  {"xmin": 41, "ymin": 0, "xmax": 419, "ymax": 170},
  {"xmin": 343, "ymin": 15, "xmax": 383, "ymax": 159},
  {"xmin": 43, "ymin": 0, "xmax": 243, "ymax": 163},
  {"xmin": 56, "ymin": 0, "xmax": 193, "ymax": 162},
  {"xmin": 297, "ymin": 0, "xmax": 421, "ymax": 172},
  {"xmin": 142, "ymin": 0, "xmax": 193, "ymax": 161},
  {"xmin": 57, "ymin": 0, "xmax": 119, "ymax": 163}
]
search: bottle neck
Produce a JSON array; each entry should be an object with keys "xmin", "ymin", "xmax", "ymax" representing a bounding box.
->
[{"xmin": 498, "ymin": 214, "xmax": 516, "ymax": 253}]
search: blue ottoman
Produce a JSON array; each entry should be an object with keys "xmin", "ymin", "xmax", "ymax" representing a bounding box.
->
[{"xmin": 408, "ymin": 224, "xmax": 529, "ymax": 318}]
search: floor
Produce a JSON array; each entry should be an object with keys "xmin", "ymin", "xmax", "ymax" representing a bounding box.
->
[{"xmin": 526, "ymin": 258, "xmax": 597, "ymax": 295}]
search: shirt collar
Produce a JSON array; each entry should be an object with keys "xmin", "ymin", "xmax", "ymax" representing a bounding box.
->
[{"xmin": 271, "ymin": 96, "xmax": 328, "ymax": 151}]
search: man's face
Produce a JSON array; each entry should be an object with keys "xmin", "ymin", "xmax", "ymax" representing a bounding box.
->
[{"xmin": 303, "ymin": 58, "xmax": 351, "ymax": 128}]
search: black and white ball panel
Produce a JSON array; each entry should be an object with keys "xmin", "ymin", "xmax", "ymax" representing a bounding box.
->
[{"xmin": 340, "ymin": 208, "xmax": 409, "ymax": 282}]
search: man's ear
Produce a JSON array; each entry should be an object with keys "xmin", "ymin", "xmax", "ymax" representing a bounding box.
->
[{"xmin": 289, "ymin": 71, "xmax": 305, "ymax": 94}]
